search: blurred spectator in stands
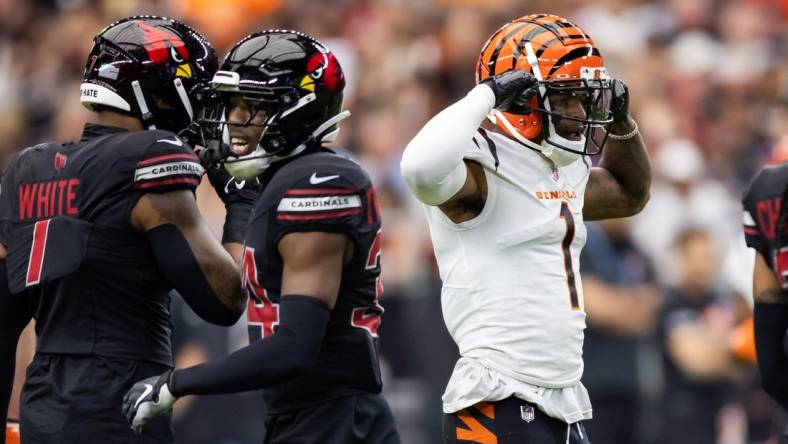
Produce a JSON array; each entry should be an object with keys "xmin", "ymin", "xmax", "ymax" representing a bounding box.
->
[
  {"xmin": 656, "ymin": 227, "xmax": 744, "ymax": 444},
  {"xmin": 581, "ymin": 218, "xmax": 662, "ymax": 444},
  {"xmin": 632, "ymin": 139, "xmax": 742, "ymax": 287}
]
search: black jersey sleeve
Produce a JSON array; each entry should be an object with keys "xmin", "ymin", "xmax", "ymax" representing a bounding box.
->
[
  {"xmin": 130, "ymin": 132, "xmax": 204, "ymax": 193},
  {"xmin": 271, "ymin": 159, "xmax": 374, "ymax": 245},
  {"xmin": 743, "ymin": 168, "xmax": 770, "ymax": 256}
]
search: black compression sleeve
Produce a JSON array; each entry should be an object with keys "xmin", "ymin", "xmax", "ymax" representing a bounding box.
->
[
  {"xmin": 0, "ymin": 260, "xmax": 31, "ymax": 433},
  {"xmin": 148, "ymin": 224, "xmax": 241, "ymax": 326},
  {"xmin": 222, "ymin": 200, "xmax": 253, "ymax": 245},
  {"xmin": 754, "ymin": 302, "xmax": 788, "ymax": 409},
  {"xmin": 170, "ymin": 295, "xmax": 330, "ymax": 396}
]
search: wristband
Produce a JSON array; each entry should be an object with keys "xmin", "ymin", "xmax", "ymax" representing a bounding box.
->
[{"xmin": 608, "ymin": 121, "xmax": 639, "ymax": 141}]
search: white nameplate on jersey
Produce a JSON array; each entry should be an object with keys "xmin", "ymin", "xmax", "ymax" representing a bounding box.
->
[
  {"xmin": 134, "ymin": 161, "xmax": 204, "ymax": 182},
  {"xmin": 278, "ymin": 195, "xmax": 361, "ymax": 212}
]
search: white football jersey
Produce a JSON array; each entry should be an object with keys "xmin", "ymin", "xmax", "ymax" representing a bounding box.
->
[{"xmin": 423, "ymin": 129, "xmax": 593, "ymax": 422}]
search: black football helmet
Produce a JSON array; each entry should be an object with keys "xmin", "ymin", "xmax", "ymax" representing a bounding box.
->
[
  {"xmin": 193, "ymin": 30, "xmax": 349, "ymax": 178},
  {"xmin": 80, "ymin": 16, "xmax": 218, "ymax": 133}
]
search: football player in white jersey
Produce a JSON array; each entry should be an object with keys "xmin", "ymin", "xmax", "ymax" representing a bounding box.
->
[{"xmin": 400, "ymin": 14, "xmax": 651, "ymax": 444}]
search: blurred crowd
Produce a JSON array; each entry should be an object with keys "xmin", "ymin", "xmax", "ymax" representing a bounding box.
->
[{"xmin": 2, "ymin": 0, "xmax": 788, "ymax": 442}]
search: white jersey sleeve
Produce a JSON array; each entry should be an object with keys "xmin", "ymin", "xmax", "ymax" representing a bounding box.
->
[{"xmin": 400, "ymin": 85, "xmax": 495, "ymax": 205}]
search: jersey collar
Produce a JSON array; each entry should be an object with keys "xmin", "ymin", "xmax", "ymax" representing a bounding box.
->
[{"xmin": 80, "ymin": 123, "xmax": 129, "ymax": 142}]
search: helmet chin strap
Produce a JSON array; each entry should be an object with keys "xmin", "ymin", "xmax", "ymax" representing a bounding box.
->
[
  {"xmin": 173, "ymin": 78, "xmax": 194, "ymax": 121},
  {"xmin": 131, "ymin": 80, "xmax": 156, "ymax": 130}
]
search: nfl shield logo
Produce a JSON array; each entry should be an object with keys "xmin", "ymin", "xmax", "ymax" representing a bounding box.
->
[{"xmin": 520, "ymin": 405, "xmax": 535, "ymax": 423}]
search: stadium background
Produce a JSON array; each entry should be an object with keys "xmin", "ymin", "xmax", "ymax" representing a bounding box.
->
[{"xmin": 2, "ymin": 0, "xmax": 788, "ymax": 442}]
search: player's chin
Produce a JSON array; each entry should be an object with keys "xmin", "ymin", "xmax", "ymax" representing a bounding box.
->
[{"xmin": 555, "ymin": 128, "xmax": 583, "ymax": 141}]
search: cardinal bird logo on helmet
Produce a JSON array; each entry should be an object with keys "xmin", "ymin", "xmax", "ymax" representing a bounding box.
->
[
  {"xmin": 137, "ymin": 20, "xmax": 193, "ymax": 78},
  {"xmin": 300, "ymin": 51, "xmax": 344, "ymax": 92}
]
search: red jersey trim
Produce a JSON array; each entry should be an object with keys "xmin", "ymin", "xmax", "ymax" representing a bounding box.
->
[
  {"xmin": 276, "ymin": 208, "xmax": 361, "ymax": 221},
  {"xmin": 134, "ymin": 177, "xmax": 201, "ymax": 189},
  {"xmin": 138, "ymin": 153, "xmax": 199, "ymax": 167}
]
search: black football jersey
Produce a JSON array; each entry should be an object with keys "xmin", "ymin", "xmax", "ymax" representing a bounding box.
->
[
  {"xmin": 743, "ymin": 163, "xmax": 788, "ymax": 286},
  {"xmin": 242, "ymin": 149, "xmax": 384, "ymax": 413},
  {"xmin": 0, "ymin": 123, "xmax": 204, "ymax": 365}
]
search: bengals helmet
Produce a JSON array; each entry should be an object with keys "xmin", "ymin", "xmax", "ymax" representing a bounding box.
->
[
  {"xmin": 194, "ymin": 30, "xmax": 349, "ymax": 179},
  {"xmin": 80, "ymin": 16, "xmax": 218, "ymax": 133},
  {"xmin": 477, "ymin": 14, "xmax": 614, "ymax": 158}
]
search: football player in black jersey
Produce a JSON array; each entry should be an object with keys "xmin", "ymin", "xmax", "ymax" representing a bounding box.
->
[
  {"xmin": 123, "ymin": 30, "xmax": 401, "ymax": 443},
  {"xmin": 744, "ymin": 162, "xmax": 788, "ymax": 410},
  {"xmin": 0, "ymin": 17, "xmax": 252, "ymax": 444}
]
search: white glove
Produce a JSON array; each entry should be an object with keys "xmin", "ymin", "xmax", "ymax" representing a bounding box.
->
[{"xmin": 122, "ymin": 370, "xmax": 178, "ymax": 435}]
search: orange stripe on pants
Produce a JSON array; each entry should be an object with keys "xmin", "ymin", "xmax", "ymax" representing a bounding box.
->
[
  {"xmin": 456, "ymin": 407, "xmax": 497, "ymax": 444},
  {"xmin": 6, "ymin": 424, "xmax": 21, "ymax": 444}
]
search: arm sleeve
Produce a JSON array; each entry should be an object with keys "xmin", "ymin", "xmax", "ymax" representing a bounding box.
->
[
  {"xmin": 132, "ymin": 134, "xmax": 205, "ymax": 194},
  {"xmin": 170, "ymin": 295, "xmax": 330, "ymax": 395},
  {"xmin": 147, "ymin": 224, "xmax": 241, "ymax": 326},
  {"xmin": 400, "ymin": 84, "xmax": 495, "ymax": 205},
  {"xmin": 0, "ymin": 261, "xmax": 32, "ymax": 431},
  {"xmin": 754, "ymin": 302, "xmax": 788, "ymax": 409}
]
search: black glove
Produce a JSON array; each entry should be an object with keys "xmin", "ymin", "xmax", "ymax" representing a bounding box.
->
[
  {"xmin": 207, "ymin": 164, "xmax": 261, "ymax": 244},
  {"xmin": 480, "ymin": 70, "xmax": 538, "ymax": 110},
  {"xmin": 122, "ymin": 369, "xmax": 177, "ymax": 435},
  {"xmin": 178, "ymin": 124, "xmax": 229, "ymax": 167},
  {"xmin": 610, "ymin": 79, "xmax": 630, "ymax": 124}
]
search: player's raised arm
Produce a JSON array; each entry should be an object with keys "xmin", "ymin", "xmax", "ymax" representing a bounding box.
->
[
  {"xmin": 400, "ymin": 71, "xmax": 536, "ymax": 207},
  {"xmin": 131, "ymin": 188, "xmax": 246, "ymax": 326},
  {"xmin": 583, "ymin": 80, "xmax": 651, "ymax": 220}
]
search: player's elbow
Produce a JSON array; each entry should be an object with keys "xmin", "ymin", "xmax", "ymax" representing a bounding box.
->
[
  {"xmin": 226, "ymin": 286, "xmax": 248, "ymax": 322},
  {"xmin": 400, "ymin": 144, "xmax": 430, "ymax": 191},
  {"xmin": 204, "ymin": 306, "xmax": 243, "ymax": 326},
  {"xmin": 214, "ymin": 306, "xmax": 244, "ymax": 326},
  {"xmin": 629, "ymin": 189, "xmax": 650, "ymax": 215},
  {"xmin": 198, "ymin": 287, "xmax": 246, "ymax": 326},
  {"xmin": 400, "ymin": 148, "xmax": 464, "ymax": 206}
]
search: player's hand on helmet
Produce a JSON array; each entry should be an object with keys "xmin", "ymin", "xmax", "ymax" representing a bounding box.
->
[
  {"xmin": 206, "ymin": 163, "xmax": 261, "ymax": 208},
  {"xmin": 177, "ymin": 122, "xmax": 203, "ymax": 149},
  {"xmin": 610, "ymin": 79, "xmax": 630, "ymax": 124},
  {"xmin": 480, "ymin": 70, "xmax": 538, "ymax": 110},
  {"xmin": 178, "ymin": 123, "xmax": 230, "ymax": 167},
  {"xmin": 122, "ymin": 370, "xmax": 178, "ymax": 435}
]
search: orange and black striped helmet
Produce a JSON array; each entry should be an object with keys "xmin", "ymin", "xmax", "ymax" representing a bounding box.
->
[{"xmin": 477, "ymin": 14, "xmax": 614, "ymax": 155}]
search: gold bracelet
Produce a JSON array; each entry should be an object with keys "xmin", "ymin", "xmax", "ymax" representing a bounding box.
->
[{"xmin": 608, "ymin": 121, "xmax": 639, "ymax": 141}]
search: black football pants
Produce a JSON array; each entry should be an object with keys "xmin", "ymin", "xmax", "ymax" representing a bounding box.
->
[
  {"xmin": 19, "ymin": 354, "xmax": 173, "ymax": 444},
  {"xmin": 444, "ymin": 397, "xmax": 591, "ymax": 444}
]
